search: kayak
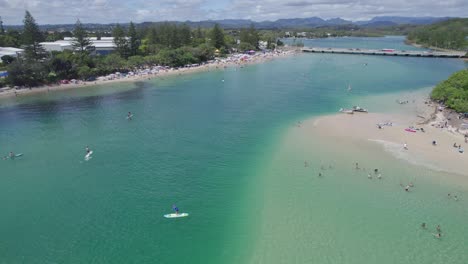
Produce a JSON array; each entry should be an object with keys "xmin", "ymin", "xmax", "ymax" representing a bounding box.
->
[
  {"xmin": 164, "ymin": 213, "xmax": 189, "ymax": 218},
  {"xmin": 405, "ymin": 128, "xmax": 416, "ymax": 133}
]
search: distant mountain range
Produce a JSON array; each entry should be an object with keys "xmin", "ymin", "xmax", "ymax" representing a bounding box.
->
[
  {"xmin": 157, "ymin": 16, "xmax": 453, "ymax": 29},
  {"xmin": 5, "ymin": 16, "xmax": 455, "ymax": 31}
]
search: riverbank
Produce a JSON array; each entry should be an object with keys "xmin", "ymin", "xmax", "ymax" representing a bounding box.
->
[{"xmin": 0, "ymin": 49, "xmax": 298, "ymax": 100}]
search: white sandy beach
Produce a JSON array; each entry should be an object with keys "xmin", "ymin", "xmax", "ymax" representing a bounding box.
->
[{"xmin": 306, "ymin": 111, "xmax": 468, "ymax": 176}]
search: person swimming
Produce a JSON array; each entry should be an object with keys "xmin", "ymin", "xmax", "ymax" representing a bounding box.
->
[
  {"xmin": 127, "ymin": 112, "xmax": 133, "ymax": 120},
  {"xmin": 436, "ymin": 225, "xmax": 441, "ymax": 232},
  {"xmin": 377, "ymin": 174, "xmax": 382, "ymax": 179},
  {"xmin": 433, "ymin": 233, "xmax": 441, "ymax": 238},
  {"xmin": 421, "ymin": 223, "xmax": 426, "ymax": 229},
  {"xmin": 405, "ymin": 185, "xmax": 410, "ymax": 192},
  {"xmin": 9, "ymin": 151, "xmax": 15, "ymax": 158},
  {"xmin": 85, "ymin": 146, "xmax": 90, "ymax": 154},
  {"xmin": 368, "ymin": 173, "xmax": 372, "ymax": 179}
]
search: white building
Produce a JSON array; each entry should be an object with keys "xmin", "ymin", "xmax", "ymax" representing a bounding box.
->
[
  {"xmin": 40, "ymin": 42, "xmax": 73, "ymax": 52},
  {"xmin": 40, "ymin": 37, "xmax": 118, "ymax": 55},
  {"xmin": 0, "ymin": 47, "xmax": 24, "ymax": 58}
]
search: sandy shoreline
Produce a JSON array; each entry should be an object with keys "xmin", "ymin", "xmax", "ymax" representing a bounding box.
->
[
  {"xmin": 0, "ymin": 49, "xmax": 298, "ymax": 100},
  {"xmin": 308, "ymin": 109, "xmax": 468, "ymax": 176}
]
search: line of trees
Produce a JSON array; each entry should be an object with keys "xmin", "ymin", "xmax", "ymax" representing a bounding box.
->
[{"xmin": 1, "ymin": 11, "xmax": 283, "ymax": 88}]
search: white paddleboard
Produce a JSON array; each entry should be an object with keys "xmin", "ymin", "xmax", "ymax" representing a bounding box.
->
[
  {"xmin": 164, "ymin": 213, "xmax": 189, "ymax": 218},
  {"xmin": 85, "ymin": 151, "xmax": 93, "ymax": 160}
]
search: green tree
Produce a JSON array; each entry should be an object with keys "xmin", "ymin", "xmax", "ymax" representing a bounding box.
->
[
  {"xmin": 48, "ymin": 52, "xmax": 76, "ymax": 80},
  {"xmin": 112, "ymin": 24, "xmax": 129, "ymax": 58},
  {"xmin": 431, "ymin": 69, "xmax": 468, "ymax": 112},
  {"xmin": 102, "ymin": 53, "xmax": 126, "ymax": 71},
  {"xmin": 210, "ymin": 23, "xmax": 225, "ymax": 49},
  {"xmin": 178, "ymin": 24, "xmax": 192, "ymax": 46},
  {"xmin": 6, "ymin": 59, "xmax": 47, "ymax": 87},
  {"xmin": 21, "ymin": 11, "xmax": 46, "ymax": 61},
  {"xmin": 192, "ymin": 43, "xmax": 214, "ymax": 62},
  {"xmin": 240, "ymin": 24, "xmax": 259, "ymax": 50},
  {"xmin": 128, "ymin": 22, "xmax": 140, "ymax": 56},
  {"xmin": 0, "ymin": 16, "xmax": 4, "ymax": 35},
  {"xmin": 72, "ymin": 19, "xmax": 92, "ymax": 55},
  {"xmin": 77, "ymin": 65, "xmax": 92, "ymax": 80},
  {"xmin": 1, "ymin": 55, "xmax": 15, "ymax": 65},
  {"xmin": 127, "ymin": 55, "xmax": 144, "ymax": 68},
  {"xmin": 0, "ymin": 34, "xmax": 20, "ymax": 47}
]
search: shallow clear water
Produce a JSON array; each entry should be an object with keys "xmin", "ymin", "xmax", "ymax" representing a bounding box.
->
[{"xmin": 0, "ymin": 37, "xmax": 466, "ymax": 263}]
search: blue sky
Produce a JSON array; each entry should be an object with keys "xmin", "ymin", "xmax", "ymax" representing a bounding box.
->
[{"xmin": 1, "ymin": 0, "xmax": 467, "ymax": 24}]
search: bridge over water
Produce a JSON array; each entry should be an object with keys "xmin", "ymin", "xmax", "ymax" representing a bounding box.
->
[{"xmin": 302, "ymin": 47, "xmax": 466, "ymax": 58}]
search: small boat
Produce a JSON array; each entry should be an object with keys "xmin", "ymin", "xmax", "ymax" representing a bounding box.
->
[
  {"xmin": 339, "ymin": 108, "xmax": 354, "ymax": 114},
  {"xmin": 352, "ymin": 106, "xmax": 368, "ymax": 113}
]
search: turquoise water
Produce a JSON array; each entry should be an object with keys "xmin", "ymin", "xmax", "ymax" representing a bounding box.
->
[{"xmin": 0, "ymin": 37, "xmax": 466, "ymax": 263}]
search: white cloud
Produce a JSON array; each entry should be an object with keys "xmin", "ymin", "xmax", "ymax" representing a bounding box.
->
[{"xmin": 0, "ymin": 0, "xmax": 467, "ymax": 25}]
